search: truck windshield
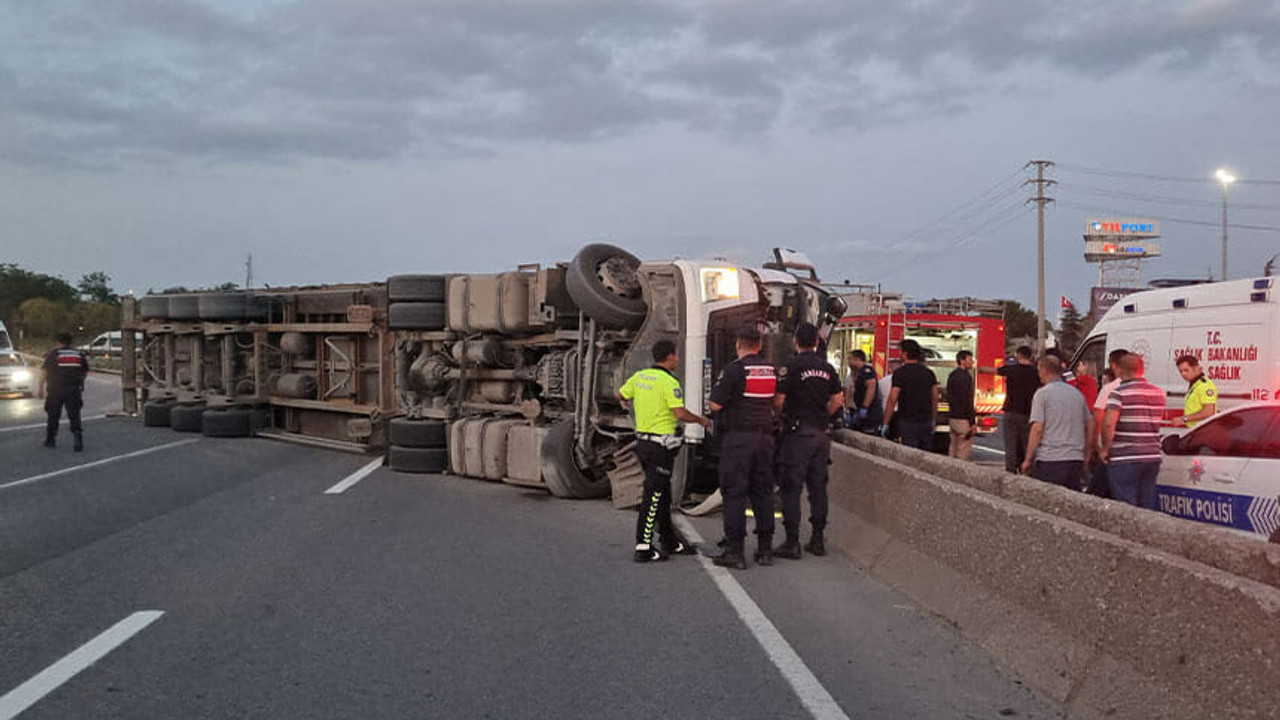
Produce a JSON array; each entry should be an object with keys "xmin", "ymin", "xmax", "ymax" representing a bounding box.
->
[{"xmin": 0, "ymin": 330, "xmax": 10, "ymax": 349}]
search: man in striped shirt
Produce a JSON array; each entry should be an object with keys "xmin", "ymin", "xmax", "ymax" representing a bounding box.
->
[{"xmin": 1099, "ymin": 352, "xmax": 1164, "ymax": 509}]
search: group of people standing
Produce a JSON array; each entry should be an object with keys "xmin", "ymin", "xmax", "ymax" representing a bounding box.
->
[
  {"xmin": 1000, "ymin": 346, "xmax": 1213, "ymax": 510},
  {"xmin": 619, "ymin": 322, "xmax": 842, "ymax": 569}
]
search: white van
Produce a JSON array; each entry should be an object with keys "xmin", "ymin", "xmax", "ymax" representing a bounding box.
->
[
  {"xmin": 1072, "ymin": 276, "xmax": 1279, "ymax": 415},
  {"xmin": 1071, "ymin": 276, "xmax": 1280, "ymax": 537},
  {"xmin": 78, "ymin": 330, "xmax": 140, "ymax": 358}
]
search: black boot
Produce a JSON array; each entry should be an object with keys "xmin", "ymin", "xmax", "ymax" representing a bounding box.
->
[
  {"xmin": 775, "ymin": 535, "xmax": 803, "ymax": 560},
  {"xmin": 805, "ymin": 530, "xmax": 826, "ymax": 557},
  {"xmin": 660, "ymin": 534, "xmax": 697, "ymax": 556},
  {"xmin": 712, "ymin": 540, "xmax": 748, "ymax": 570},
  {"xmin": 73, "ymin": 432, "xmax": 83, "ymax": 452},
  {"xmin": 754, "ymin": 537, "xmax": 774, "ymax": 567},
  {"xmin": 633, "ymin": 545, "xmax": 668, "ymax": 563},
  {"xmin": 43, "ymin": 435, "xmax": 55, "ymax": 448}
]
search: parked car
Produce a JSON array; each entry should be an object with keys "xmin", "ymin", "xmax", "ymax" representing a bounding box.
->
[
  {"xmin": 0, "ymin": 352, "xmax": 35, "ymax": 397},
  {"xmin": 1157, "ymin": 403, "xmax": 1280, "ymax": 538}
]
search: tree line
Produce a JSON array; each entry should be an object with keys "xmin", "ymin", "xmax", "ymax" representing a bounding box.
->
[{"xmin": 0, "ymin": 264, "xmax": 121, "ymax": 349}]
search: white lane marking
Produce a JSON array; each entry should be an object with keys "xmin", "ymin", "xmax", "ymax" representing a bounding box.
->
[
  {"xmin": 674, "ymin": 516, "xmax": 850, "ymax": 720},
  {"xmin": 0, "ymin": 611, "xmax": 164, "ymax": 720},
  {"xmin": 0, "ymin": 439, "xmax": 200, "ymax": 492},
  {"xmin": 324, "ymin": 458, "xmax": 384, "ymax": 495},
  {"xmin": 0, "ymin": 415, "xmax": 108, "ymax": 434},
  {"xmin": 974, "ymin": 445, "xmax": 1005, "ymax": 456}
]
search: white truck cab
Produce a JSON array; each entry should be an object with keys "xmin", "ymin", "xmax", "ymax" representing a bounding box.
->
[{"xmin": 0, "ymin": 320, "xmax": 12, "ymax": 353}]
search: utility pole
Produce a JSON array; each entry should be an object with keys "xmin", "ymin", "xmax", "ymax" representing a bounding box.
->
[
  {"xmin": 245, "ymin": 253, "xmax": 254, "ymax": 289},
  {"xmin": 1026, "ymin": 160, "xmax": 1055, "ymax": 353}
]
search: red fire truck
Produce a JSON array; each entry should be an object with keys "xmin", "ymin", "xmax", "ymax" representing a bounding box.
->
[{"xmin": 825, "ymin": 297, "xmax": 1007, "ymax": 451}]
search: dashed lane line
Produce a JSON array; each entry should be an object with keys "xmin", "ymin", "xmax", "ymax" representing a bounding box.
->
[
  {"xmin": 674, "ymin": 516, "xmax": 851, "ymax": 720},
  {"xmin": 0, "ymin": 415, "xmax": 108, "ymax": 434},
  {"xmin": 324, "ymin": 458, "xmax": 384, "ymax": 494},
  {"xmin": 0, "ymin": 439, "xmax": 200, "ymax": 492},
  {"xmin": 0, "ymin": 611, "xmax": 164, "ymax": 720}
]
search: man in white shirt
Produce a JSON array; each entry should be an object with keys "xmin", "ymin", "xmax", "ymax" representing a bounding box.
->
[{"xmin": 878, "ymin": 357, "xmax": 902, "ymax": 438}]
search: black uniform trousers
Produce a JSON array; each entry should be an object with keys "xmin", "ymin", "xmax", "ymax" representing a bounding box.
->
[
  {"xmin": 720, "ymin": 432, "xmax": 775, "ymax": 543},
  {"xmin": 45, "ymin": 385, "xmax": 84, "ymax": 441},
  {"xmin": 778, "ymin": 427, "xmax": 831, "ymax": 537},
  {"xmin": 634, "ymin": 439, "xmax": 678, "ymax": 547}
]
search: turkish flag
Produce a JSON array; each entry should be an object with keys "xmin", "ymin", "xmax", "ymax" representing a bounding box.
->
[{"xmin": 1061, "ymin": 296, "xmax": 1073, "ymax": 309}]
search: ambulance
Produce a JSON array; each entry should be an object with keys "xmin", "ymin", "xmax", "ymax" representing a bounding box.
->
[{"xmin": 1070, "ymin": 276, "xmax": 1280, "ymax": 537}]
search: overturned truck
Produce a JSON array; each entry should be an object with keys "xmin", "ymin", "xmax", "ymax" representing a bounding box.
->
[{"xmin": 124, "ymin": 245, "xmax": 845, "ymax": 505}]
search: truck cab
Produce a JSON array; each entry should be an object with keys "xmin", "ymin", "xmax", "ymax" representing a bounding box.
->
[{"xmin": 391, "ymin": 244, "xmax": 843, "ymax": 505}]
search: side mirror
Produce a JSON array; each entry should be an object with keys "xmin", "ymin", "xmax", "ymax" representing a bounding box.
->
[
  {"xmin": 825, "ymin": 295, "xmax": 848, "ymax": 320},
  {"xmin": 1160, "ymin": 434, "xmax": 1182, "ymax": 456}
]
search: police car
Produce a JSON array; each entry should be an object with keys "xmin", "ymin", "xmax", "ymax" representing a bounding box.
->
[
  {"xmin": 1157, "ymin": 402, "xmax": 1280, "ymax": 538},
  {"xmin": 0, "ymin": 352, "xmax": 35, "ymax": 398}
]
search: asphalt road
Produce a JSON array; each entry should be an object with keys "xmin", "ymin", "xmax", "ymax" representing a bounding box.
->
[
  {"xmin": 0, "ymin": 372, "xmax": 122, "ymax": 435},
  {"xmin": 1, "ymin": 379, "xmax": 1057, "ymax": 720}
]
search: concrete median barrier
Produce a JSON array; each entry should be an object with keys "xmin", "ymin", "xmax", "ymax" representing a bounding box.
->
[{"xmin": 827, "ymin": 431, "xmax": 1280, "ymax": 720}]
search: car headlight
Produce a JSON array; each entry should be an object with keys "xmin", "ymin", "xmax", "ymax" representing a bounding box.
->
[{"xmin": 12, "ymin": 370, "xmax": 31, "ymax": 383}]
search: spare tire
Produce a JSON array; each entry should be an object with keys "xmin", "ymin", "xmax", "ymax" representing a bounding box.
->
[
  {"xmin": 540, "ymin": 418, "xmax": 610, "ymax": 499},
  {"xmin": 389, "ymin": 418, "xmax": 447, "ymax": 448},
  {"xmin": 170, "ymin": 404, "xmax": 205, "ymax": 433},
  {"xmin": 566, "ymin": 243, "xmax": 647, "ymax": 330},
  {"xmin": 202, "ymin": 407, "xmax": 254, "ymax": 438},
  {"xmin": 388, "ymin": 446, "xmax": 449, "ymax": 474},
  {"xmin": 167, "ymin": 295, "xmax": 201, "ymax": 320},
  {"xmin": 142, "ymin": 401, "xmax": 173, "ymax": 427},
  {"xmin": 389, "ymin": 302, "xmax": 446, "ymax": 330},
  {"xmin": 139, "ymin": 296, "xmax": 170, "ymax": 320},
  {"xmin": 388, "ymin": 275, "xmax": 447, "ymax": 303}
]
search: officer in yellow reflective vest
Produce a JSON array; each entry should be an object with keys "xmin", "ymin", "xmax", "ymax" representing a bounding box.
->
[
  {"xmin": 1176, "ymin": 354, "xmax": 1217, "ymax": 428},
  {"xmin": 618, "ymin": 339, "xmax": 713, "ymax": 563}
]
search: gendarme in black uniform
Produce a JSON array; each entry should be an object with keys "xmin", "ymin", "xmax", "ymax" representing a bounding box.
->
[
  {"xmin": 777, "ymin": 344, "xmax": 842, "ymax": 557},
  {"xmin": 709, "ymin": 343, "xmax": 776, "ymax": 568},
  {"xmin": 42, "ymin": 341, "xmax": 89, "ymax": 450},
  {"xmin": 848, "ymin": 362, "xmax": 882, "ymax": 430}
]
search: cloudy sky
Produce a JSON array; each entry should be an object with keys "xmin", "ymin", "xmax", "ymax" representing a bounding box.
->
[{"xmin": 2, "ymin": 0, "xmax": 1278, "ymax": 316}]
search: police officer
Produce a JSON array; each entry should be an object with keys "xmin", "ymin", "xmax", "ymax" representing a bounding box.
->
[
  {"xmin": 618, "ymin": 340, "xmax": 713, "ymax": 563},
  {"xmin": 774, "ymin": 323, "xmax": 844, "ymax": 559},
  {"xmin": 708, "ymin": 324, "xmax": 777, "ymax": 570},
  {"xmin": 1175, "ymin": 354, "xmax": 1217, "ymax": 428},
  {"xmin": 845, "ymin": 349, "xmax": 881, "ymax": 432},
  {"xmin": 39, "ymin": 332, "xmax": 89, "ymax": 451}
]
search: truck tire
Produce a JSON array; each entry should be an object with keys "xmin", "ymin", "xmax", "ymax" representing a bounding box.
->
[
  {"xmin": 167, "ymin": 295, "xmax": 201, "ymax": 320},
  {"xmin": 388, "ymin": 446, "xmax": 448, "ymax": 474},
  {"xmin": 139, "ymin": 295, "xmax": 170, "ymax": 320},
  {"xmin": 199, "ymin": 293, "xmax": 246, "ymax": 320},
  {"xmin": 170, "ymin": 404, "xmax": 205, "ymax": 433},
  {"xmin": 541, "ymin": 419, "xmax": 610, "ymax": 499},
  {"xmin": 389, "ymin": 302, "xmax": 446, "ymax": 330},
  {"xmin": 388, "ymin": 275, "xmax": 447, "ymax": 303},
  {"xmin": 566, "ymin": 243, "xmax": 647, "ymax": 330},
  {"xmin": 202, "ymin": 407, "xmax": 254, "ymax": 438},
  {"xmin": 142, "ymin": 401, "xmax": 173, "ymax": 427},
  {"xmin": 389, "ymin": 418, "xmax": 447, "ymax": 448}
]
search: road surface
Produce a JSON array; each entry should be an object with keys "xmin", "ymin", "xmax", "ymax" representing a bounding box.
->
[{"xmin": 1, "ymin": 376, "xmax": 1057, "ymax": 719}]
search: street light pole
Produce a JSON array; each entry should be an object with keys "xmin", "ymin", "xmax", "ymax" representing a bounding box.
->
[{"xmin": 1216, "ymin": 168, "xmax": 1236, "ymax": 281}]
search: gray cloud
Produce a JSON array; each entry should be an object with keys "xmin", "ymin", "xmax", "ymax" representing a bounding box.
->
[{"xmin": 0, "ymin": 0, "xmax": 1276, "ymax": 167}]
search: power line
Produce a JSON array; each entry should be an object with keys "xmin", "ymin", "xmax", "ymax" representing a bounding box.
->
[
  {"xmin": 1058, "ymin": 182, "xmax": 1280, "ymax": 212},
  {"xmin": 1056, "ymin": 201, "xmax": 1280, "ymax": 232},
  {"xmin": 877, "ymin": 168, "xmax": 1025, "ymax": 251},
  {"xmin": 1058, "ymin": 163, "xmax": 1280, "ymax": 186}
]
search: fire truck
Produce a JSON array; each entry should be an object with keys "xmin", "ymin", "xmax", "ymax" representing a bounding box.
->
[{"xmin": 825, "ymin": 296, "xmax": 1006, "ymax": 452}]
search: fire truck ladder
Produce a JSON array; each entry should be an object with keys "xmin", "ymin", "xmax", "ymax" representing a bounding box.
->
[{"xmin": 885, "ymin": 306, "xmax": 908, "ymax": 362}]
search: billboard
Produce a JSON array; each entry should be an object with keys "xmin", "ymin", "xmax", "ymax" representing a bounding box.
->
[
  {"xmin": 1086, "ymin": 219, "xmax": 1160, "ymax": 237},
  {"xmin": 1090, "ymin": 287, "xmax": 1143, "ymax": 321}
]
